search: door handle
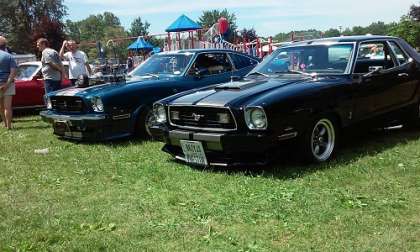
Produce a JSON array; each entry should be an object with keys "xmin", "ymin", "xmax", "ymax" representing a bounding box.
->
[
  {"xmin": 398, "ymin": 73, "xmax": 409, "ymax": 78},
  {"xmin": 172, "ymin": 88, "xmax": 178, "ymax": 93}
]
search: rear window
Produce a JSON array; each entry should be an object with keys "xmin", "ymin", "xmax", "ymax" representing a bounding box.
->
[{"xmin": 230, "ymin": 53, "xmax": 258, "ymax": 69}]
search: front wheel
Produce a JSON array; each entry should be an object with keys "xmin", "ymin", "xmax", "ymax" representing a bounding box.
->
[
  {"xmin": 135, "ymin": 108, "xmax": 155, "ymax": 139},
  {"xmin": 301, "ymin": 117, "xmax": 337, "ymax": 163}
]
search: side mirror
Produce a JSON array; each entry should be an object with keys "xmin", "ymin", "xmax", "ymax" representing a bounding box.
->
[
  {"xmin": 194, "ymin": 68, "xmax": 207, "ymax": 79},
  {"xmin": 362, "ymin": 66, "xmax": 383, "ymax": 79},
  {"xmin": 32, "ymin": 72, "xmax": 43, "ymax": 80}
]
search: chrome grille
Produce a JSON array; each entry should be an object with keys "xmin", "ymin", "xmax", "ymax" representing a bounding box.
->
[
  {"xmin": 169, "ymin": 106, "xmax": 236, "ymax": 131},
  {"xmin": 51, "ymin": 96, "xmax": 84, "ymax": 112}
]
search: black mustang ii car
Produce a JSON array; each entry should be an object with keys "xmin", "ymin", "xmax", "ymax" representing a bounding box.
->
[
  {"xmin": 40, "ymin": 49, "xmax": 259, "ymax": 140},
  {"xmin": 151, "ymin": 36, "xmax": 420, "ymax": 166}
]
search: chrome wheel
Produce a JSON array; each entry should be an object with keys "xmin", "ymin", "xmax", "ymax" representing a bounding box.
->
[
  {"xmin": 144, "ymin": 110, "xmax": 156, "ymax": 137},
  {"xmin": 310, "ymin": 118, "xmax": 335, "ymax": 162}
]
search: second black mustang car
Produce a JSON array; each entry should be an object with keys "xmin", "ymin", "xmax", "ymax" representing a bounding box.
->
[
  {"xmin": 40, "ymin": 49, "xmax": 259, "ymax": 140},
  {"xmin": 151, "ymin": 36, "xmax": 420, "ymax": 166}
]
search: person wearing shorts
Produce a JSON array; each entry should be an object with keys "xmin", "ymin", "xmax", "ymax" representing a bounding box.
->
[{"xmin": 0, "ymin": 36, "xmax": 17, "ymax": 129}]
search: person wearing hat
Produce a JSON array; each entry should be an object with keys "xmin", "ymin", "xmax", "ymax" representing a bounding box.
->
[{"xmin": 0, "ymin": 36, "xmax": 17, "ymax": 129}]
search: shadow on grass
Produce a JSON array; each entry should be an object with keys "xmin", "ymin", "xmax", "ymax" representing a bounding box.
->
[{"xmin": 192, "ymin": 126, "xmax": 420, "ymax": 180}]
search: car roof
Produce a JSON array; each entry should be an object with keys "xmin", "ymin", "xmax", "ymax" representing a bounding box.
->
[
  {"xmin": 158, "ymin": 48, "xmax": 259, "ymax": 58},
  {"xmin": 19, "ymin": 61, "xmax": 69, "ymax": 66},
  {"xmin": 291, "ymin": 35, "xmax": 399, "ymax": 46}
]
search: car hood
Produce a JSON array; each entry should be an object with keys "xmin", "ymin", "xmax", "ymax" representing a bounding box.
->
[
  {"xmin": 169, "ymin": 76, "xmax": 315, "ymax": 107},
  {"xmin": 50, "ymin": 75, "xmax": 176, "ymax": 98}
]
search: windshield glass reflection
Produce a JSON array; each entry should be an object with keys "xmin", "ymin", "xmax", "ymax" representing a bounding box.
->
[
  {"xmin": 130, "ymin": 54, "xmax": 194, "ymax": 76},
  {"xmin": 250, "ymin": 43, "xmax": 354, "ymax": 75}
]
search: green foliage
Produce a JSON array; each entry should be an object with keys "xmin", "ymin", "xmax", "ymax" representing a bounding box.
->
[
  {"xmin": 238, "ymin": 28, "xmax": 258, "ymax": 42},
  {"xmin": 129, "ymin": 17, "xmax": 151, "ymax": 37},
  {"xmin": 0, "ymin": 115, "xmax": 419, "ymax": 250},
  {"xmin": 323, "ymin": 28, "xmax": 340, "ymax": 38},
  {"xmin": 65, "ymin": 13, "xmax": 130, "ymax": 61},
  {"xmin": 197, "ymin": 9, "xmax": 237, "ymax": 31},
  {"xmin": 0, "ymin": 0, "xmax": 67, "ymax": 53},
  {"xmin": 389, "ymin": 16, "xmax": 420, "ymax": 48}
]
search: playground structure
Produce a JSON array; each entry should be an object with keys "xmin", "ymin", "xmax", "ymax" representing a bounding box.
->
[{"xmin": 81, "ymin": 14, "xmax": 321, "ymax": 61}]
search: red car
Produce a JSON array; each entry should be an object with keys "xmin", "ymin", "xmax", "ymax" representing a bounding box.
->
[{"xmin": 13, "ymin": 61, "xmax": 71, "ymax": 109}]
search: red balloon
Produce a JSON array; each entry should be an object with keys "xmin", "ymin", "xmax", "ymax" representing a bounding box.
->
[{"xmin": 218, "ymin": 17, "xmax": 229, "ymax": 34}]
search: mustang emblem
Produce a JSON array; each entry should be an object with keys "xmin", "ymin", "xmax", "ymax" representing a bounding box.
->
[{"xmin": 191, "ymin": 113, "xmax": 204, "ymax": 121}]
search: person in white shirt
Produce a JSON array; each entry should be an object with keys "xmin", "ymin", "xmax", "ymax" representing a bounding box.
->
[{"xmin": 59, "ymin": 40, "xmax": 91, "ymax": 85}]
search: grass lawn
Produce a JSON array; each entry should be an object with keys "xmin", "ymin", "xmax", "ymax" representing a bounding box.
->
[{"xmin": 0, "ymin": 114, "xmax": 419, "ymax": 251}]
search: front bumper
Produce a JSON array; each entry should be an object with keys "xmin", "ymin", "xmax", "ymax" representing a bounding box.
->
[
  {"xmin": 40, "ymin": 110, "xmax": 131, "ymax": 141},
  {"xmin": 151, "ymin": 125, "xmax": 298, "ymax": 167}
]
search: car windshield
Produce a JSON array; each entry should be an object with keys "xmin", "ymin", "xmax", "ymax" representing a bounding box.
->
[
  {"xmin": 250, "ymin": 43, "xmax": 354, "ymax": 76},
  {"xmin": 16, "ymin": 64, "xmax": 39, "ymax": 80},
  {"xmin": 130, "ymin": 54, "xmax": 194, "ymax": 76}
]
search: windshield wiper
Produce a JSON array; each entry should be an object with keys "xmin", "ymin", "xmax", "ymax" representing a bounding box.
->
[
  {"xmin": 275, "ymin": 70, "xmax": 315, "ymax": 77},
  {"xmin": 247, "ymin": 71, "xmax": 269, "ymax": 77},
  {"xmin": 144, "ymin": 73, "xmax": 159, "ymax": 78}
]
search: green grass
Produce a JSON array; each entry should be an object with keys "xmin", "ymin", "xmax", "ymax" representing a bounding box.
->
[{"xmin": 0, "ymin": 115, "xmax": 419, "ymax": 251}]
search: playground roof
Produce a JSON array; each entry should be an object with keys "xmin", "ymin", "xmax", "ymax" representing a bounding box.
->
[
  {"xmin": 127, "ymin": 37, "xmax": 154, "ymax": 50},
  {"xmin": 165, "ymin": 14, "xmax": 202, "ymax": 32}
]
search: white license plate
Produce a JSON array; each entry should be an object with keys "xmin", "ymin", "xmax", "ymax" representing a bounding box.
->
[{"xmin": 180, "ymin": 140, "xmax": 208, "ymax": 166}]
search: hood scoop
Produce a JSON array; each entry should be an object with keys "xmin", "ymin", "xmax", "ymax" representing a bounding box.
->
[{"xmin": 214, "ymin": 79, "xmax": 264, "ymax": 90}]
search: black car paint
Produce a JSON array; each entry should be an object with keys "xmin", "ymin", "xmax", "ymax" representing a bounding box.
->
[{"xmin": 153, "ymin": 36, "xmax": 420, "ymax": 166}]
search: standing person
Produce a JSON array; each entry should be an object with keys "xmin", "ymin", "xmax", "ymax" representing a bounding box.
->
[
  {"xmin": 0, "ymin": 36, "xmax": 17, "ymax": 129},
  {"xmin": 60, "ymin": 40, "xmax": 91, "ymax": 85},
  {"xmin": 36, "ymin": 38, "xmax": 67, "ymax": 94}
]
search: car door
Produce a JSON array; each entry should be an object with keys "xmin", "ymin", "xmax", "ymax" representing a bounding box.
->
[
  {"xmin": 178, "ymin": 52, "xmax": 235, "ymax": 92},
  {"xmin": 13, "ymin": 64, "xmax": 45, "ymax": 108},
  {"xmin": 352, "ymin": 40, "xmax": 406, "ymax": 120}
]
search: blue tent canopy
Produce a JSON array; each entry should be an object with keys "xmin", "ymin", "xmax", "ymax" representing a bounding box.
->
[
  {"xmin": 127, "ymin": 37, "xmax": 154, "ymax": 50},
  {"xmin": 165, "ymin": 14, "xmax": 202, "ymax": 32}
]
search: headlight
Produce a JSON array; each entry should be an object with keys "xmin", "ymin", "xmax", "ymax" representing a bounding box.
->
[
  {"xmin": 46, "ymin": 97, "xmax": 52, "ymax": 109},
  {"xmin": 91, "ymin": 97, "xmax": 104, "ymax": 112},
  {"xmin": 244, "ymin": 107, "xmax": 267, "ymax": 130},
  {"xmin": 153, "ymin": 103, "xmax": 167, "ymax": 123}
]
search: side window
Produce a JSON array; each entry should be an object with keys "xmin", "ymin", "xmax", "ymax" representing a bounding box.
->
[
  {"xmin": 189, "ymin": 53, "xmax": 232, "ymax": 76},
  {"xmin": 388, "ymin": 41, "xmax": 409, "ymax": 65},
  {"xmin": 354, "ymin": 42, "xmax": 396, "ymax": 73},
  {"xmin": 230, "ymin": 53, "xmax": 258, "ymax": 69}
]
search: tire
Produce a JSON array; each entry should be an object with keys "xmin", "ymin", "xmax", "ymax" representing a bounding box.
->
[
  {"xmin": 300, "ymin": 116, "xmax": 337, "ymax": 163},
  {"xmin": 135, "ymin": 107, "xmax": 155, "ymax": 139}
]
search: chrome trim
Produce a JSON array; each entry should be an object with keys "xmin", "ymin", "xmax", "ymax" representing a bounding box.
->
[
  {"xmin": 174, "ymin": 155, "xmax": 228, "ymax": 167},
  {"xmin": 40, "ymin": 110, "xmax": 106, "ymax": 121},
  {"xmin": 112, "ymin": 114, "xmax": 131, "ymax": 120},
  {"xmin": 168, "ymin": 105, "xmax": 238, "ymax": 132},
  {"xmin": 278, "ymin": 132, "xmax": 298, "ymax": 141}
]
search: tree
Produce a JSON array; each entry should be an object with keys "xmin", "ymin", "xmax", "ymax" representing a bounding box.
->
[
  {"xmin": 389, "ymin": 16, "xmax": 420, "ymax": 48},
  {"xmin": 239, "ymin": 28, "xmax": 258, "ymax": 42},
  {"xmin": 409, "ymin": 3, "xmax": 420, "ymax": 21},
  {"xmin": 323, "ymin": 28, "xmax": 341, "ymax": 38},
  {"xmin": 129, "ymin": 17, "xmax": 151, "ymax": 37},
  {"xmin": 0, "ymin": 0, "xmax": 67, "ymax": 53},
  {"xmin": 197, "ymin": 9, "xmax": 237, "ymax": 31}
]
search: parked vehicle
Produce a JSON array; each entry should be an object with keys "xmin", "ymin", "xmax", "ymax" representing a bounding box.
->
[
  {"xmin": 13, "ymin": 61, "xmax": 71, "ymax": 109},
  {"xmin": 40, "ymin": 49, "xmax": 260, "ymax": 140},
  {"xmin": 151, "ymin": 36, "xmax": 420, "ymax": 167}
]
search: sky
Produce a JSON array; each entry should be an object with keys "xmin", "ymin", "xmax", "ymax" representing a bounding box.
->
[{"xmin": 65, "ymin": 0, "xmax": 417, "ymax": 37}]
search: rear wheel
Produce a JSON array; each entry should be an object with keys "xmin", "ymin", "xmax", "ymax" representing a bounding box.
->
[
  {"xmin": 301, "ymin": 116, "xmax": 337, "ymax": 163},
  {"xmin": 404, "ymin": 102, "xmax": 420, "ymax": 128}
]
